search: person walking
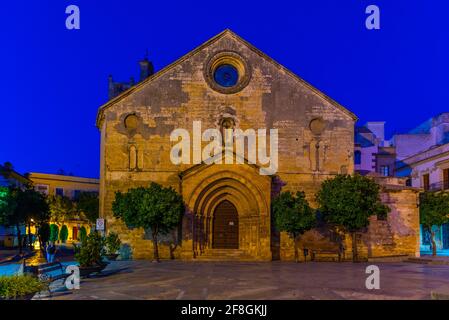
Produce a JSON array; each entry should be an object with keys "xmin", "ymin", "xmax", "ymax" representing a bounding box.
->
[{"xmin": 46, "ymin": 241, "xmax": 56, "ymax": 263}]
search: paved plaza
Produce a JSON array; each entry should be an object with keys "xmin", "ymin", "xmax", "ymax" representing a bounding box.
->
[{"xmin": 46, "ymin": 260, "xmax": 449, "ymax": 300}]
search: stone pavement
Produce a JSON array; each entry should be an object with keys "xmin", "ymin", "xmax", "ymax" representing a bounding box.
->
[
  {"xmin": 44, "ymin": 260, "xmax": 449, "ymax": 300},
  {"xmin": 0, "ymin": 249, "xmax": 34, "ymax": 264}
]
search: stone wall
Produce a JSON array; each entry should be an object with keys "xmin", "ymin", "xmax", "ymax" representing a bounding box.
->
[
  {"xmin": 97, "ymin": 30, "xmax": 357, "ymax": 261},
  {"xmin": 279, "ymin": 178, "xmax": 421, "ymax": 262}
]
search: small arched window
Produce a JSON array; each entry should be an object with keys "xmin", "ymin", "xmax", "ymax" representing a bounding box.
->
[
  {"xmin": 354, "ymin": 150, "xmax": 362, "ymax": 165},
  {"xmin": 129, "ymin": 145, "xmax": 138, "ymax": 170}
]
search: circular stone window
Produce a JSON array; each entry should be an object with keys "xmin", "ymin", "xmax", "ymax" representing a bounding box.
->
[
  {"xmin": 214, "ymin": 64, "xmax": 239, "ymax": 87},
  {"xmin": 204, "ymin": 51, "xmax": 251, "ymax": 94},
  {"xmin": 310, "ymin": 118, "xmax": 326, "ymax": 135}
]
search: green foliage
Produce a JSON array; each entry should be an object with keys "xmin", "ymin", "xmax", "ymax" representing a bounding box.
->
[
  {"xmin": 2, "ymin": 162, "xmax": 13, "ymax": 170},
  {"xmin": 316, "ymin": 174, "xmax": 389, "ymax": 232},
  {"xmin": 47, "ymin": 195, "xmax": 75, "ymax": 223},
  {"xmin": 38, "ymin": 223, "xmax": 50, "ymax": 245},
  {"xmin": 0, "ymin": 186, "xmax": 49, "ymax": 227},
  {"xmin": 273, "ymin": 191, "xmax": 316, "ymax": 262},
  {"xmin": 59, "ymin": 225, "xmax": 68, "ymax": 243},
  {"xmin": 112, "ymin": 182, "xmax": 184, "ymax": 261},
  {"xmin": 76, "ymin": 192, "xmax": 99, "ymax": 224},
  {"xmin": 0, "ymin": 187, "xmax": 16, "ymax": 226},
  {"xmin": 79, "ymin": 226, "xmax": 87, "ymax": 242},
  {"xmin": 75, "ymin": 232, "xmax": 105, "ymax": 267},
  {"xmin": 112, "ymin": 182, "xmax": 184, "ymax": 235},
  {"xmin": 316, "ymin": 174, "xmax": 389, "ymax": 262},
  {"xmin": 105, "ymin": 232, "xmax": 121, "ymax": 254},
  {"xmin": 273, "ymin": 191, "xmax": 316, "ymax": 238},
  {"xmin": 0, "ymin": 186, "xmax": 49, "ymax": 252},
  {"xmin": 420, "ymin": 192, "xmax": 449, "ymax": 229},
  {"xmin": 49, "ymin": 224, "xmax": 59, "ymax": 242},
  {"xmin": 0, "ymin": 275, "xmax": 45, "ymax": 300}
]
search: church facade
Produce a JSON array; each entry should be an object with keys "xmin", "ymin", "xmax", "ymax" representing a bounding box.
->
[{"xmin": 96, "ymin": 30, "xmax": 420, "ymax": 261}]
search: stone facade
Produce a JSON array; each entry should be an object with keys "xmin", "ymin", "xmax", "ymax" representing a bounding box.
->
[{"xmin": 96, "ymin": 30, "xmax": 420, "ymax": 261}]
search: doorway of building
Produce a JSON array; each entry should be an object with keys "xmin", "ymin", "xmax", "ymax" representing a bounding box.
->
[
  {"xmin": 72, "ymin": 226, "xmax": 78, "ymax": 241},
  {"xmin": 212, "ymin": 200, "xmax": 239, "ymax": 249}
]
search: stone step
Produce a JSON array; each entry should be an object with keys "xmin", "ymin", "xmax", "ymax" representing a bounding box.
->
[
  {"xmin": 406, "ymin": 257, "xmax": 449, "ymax": 265},
  {"xmin": 407, "ymin": 257, "xmax": 433, "ymax": 264},
  {"xmin": 195, "ymin": 249, "xmax": 254, "ymax": 261}
]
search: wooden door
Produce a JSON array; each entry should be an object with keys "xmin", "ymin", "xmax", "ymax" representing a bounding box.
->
[{"xmin": 213, "ymin": 201, "xmax": 239, "ymax": 249}]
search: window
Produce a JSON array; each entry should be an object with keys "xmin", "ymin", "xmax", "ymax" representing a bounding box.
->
[
  {"xmin": 214, "ymin": 64, "xmax": 239, "ymax": 87},
  {"xmin": 380, "ymin": 165, "xmax": 390, "ymax": 177},
  {"xmin": 55, "ymin": 188, "xmax": 64, "ymax": 197},
  {"xmin": 354, "ymin": 151, "xmax": 362, "ymax": 165},
  {"xmin": 36, "ymin": 185, "xmax": 49, "ymax": 195},
  {"xmin": 423, "ymin": 174, "xmax": 430, "ymax": 191},
  {"xmin": 205, "ymin": 52, "xmax": 250, "ymax": 94},
  {"xmin": 444, "ymin": 169, "xmax": 449, "ymax": 190},
  {"xmin": 73, "ymin": 190, "xmax": 81, "ymax": 200},
  {"xmin": 406, "ymin": 179, "xmax": 412, "ymax": 187}
]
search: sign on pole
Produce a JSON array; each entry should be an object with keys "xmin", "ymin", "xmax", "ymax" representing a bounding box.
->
[{"xmin": 96, "ymin": 218, "xmax": 105, "ymax": 231}]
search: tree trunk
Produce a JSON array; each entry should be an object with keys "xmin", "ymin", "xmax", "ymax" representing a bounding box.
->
[
  {"xmin": 27, "ymin": 223, "xmax": 32, "ymax": 250},
  {"xmin": 431, "ymin": 231, "xmax": 437, "ymax": 256},
  {"xmin": 152, "ymin": 230, "xmax": 160, "ymax": 262},
  {"xmin": 293, "ymin": 234, "xmax": 299, "ymax": 263},
  {"xmin": 16, "ymin": 225, "xmax": 22, "ymax": 254},
  {"xmin": 351, "ymin": 232, "xmax": 358, "ymax": 263}
]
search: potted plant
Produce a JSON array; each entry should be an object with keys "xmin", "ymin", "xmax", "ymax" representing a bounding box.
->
[
  {"xmin": 75, "ymin": 232, "xmax": 108, "ymax": 277},
  {"xmin": 0, "ymin": 275, "xmax": 45, "ymax": 300},
  {"xmin": 105, "ymin": 232, "xmax": 121, "ymax": 261}
]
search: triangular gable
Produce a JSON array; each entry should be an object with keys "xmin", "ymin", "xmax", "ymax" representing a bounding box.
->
[{"xmin": 96, "ymin": 29, "xmax": 357, "ymax": 128}]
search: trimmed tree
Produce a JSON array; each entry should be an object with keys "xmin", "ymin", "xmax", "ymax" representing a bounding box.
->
[
  {"xmin": 273, "ymin": 191, "xmax": 316, "ymax": 262},
  {"xmin": 38, "ymin": 222, "xmax": 50, "ymax": 251},
  {"xmin": 420, "ymin": 192, "xmax": 449, "ymax": 256},
  {"xmin": 79, "ymin": 226, "xmax": 87, "ymax": 243},
  {"xmin": 316, "ymin": 174, "xmax": 389, "ymax": 262},
  {"xmin": 59, "ymin": 225, "xmax": 69, "ymax": 243},
  {"xmin": 112, "ymin": 182, "xmax": 184, "ymax": 262},
  {"xmin": 49, "ymin": 224, "xmax": 59, "ymax": 243}
]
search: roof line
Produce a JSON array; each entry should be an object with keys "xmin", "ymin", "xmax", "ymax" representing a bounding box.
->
[
  {"xmin": 96, "ymin": 29, "xmax": 357, "ymax": 128},
  {"xmin": 96, "ymin": 29, "xmax": 232, "ymax": 128}
]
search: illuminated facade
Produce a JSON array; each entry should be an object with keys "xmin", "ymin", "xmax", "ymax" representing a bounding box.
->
[
  {"xmin": 28, "ymin": 172, "xmax": 99, "ymax": 243},
  {"xmin": 97, "ymin": 30, "xmax": 420, "ymax": 261}
]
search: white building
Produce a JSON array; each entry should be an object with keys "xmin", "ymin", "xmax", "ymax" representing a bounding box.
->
[{"xmin": 394, "ymin": 113, "xmax": 449, "ymax": 252}]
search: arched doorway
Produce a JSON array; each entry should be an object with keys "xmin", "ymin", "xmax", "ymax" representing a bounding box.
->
[{"xmin": 213, "ymin": 200, "xmax": 239, "ymax": 249}]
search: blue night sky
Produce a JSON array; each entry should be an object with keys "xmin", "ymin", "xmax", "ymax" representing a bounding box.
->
[{"xmin": 1, "ymin": 0, "xmax": 448, "ymax": 178}]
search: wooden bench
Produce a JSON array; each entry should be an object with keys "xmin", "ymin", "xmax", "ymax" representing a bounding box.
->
[
  {"xmin": 310, "ymin": 248, "xmax": 345, "ymax": 262},
  {"xmin": 24, "ymin": 261, "xmax": 73, "ymax": 296}
]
